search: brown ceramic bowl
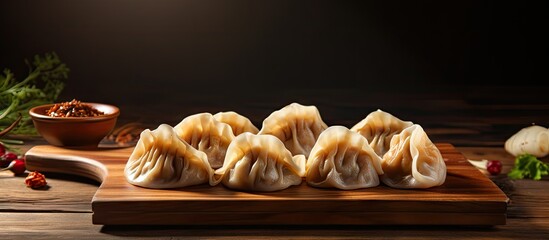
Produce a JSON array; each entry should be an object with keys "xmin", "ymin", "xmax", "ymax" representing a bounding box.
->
[{"xmin": 29, "ymin": 102, "xmax": 120, "ymax": 147}]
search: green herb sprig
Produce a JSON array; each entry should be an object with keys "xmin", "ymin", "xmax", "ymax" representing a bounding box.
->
[
  {"xmin": 0, "ymin": 52, "xmax": 69, "ymax": 135},
  {"xmin": 508, "ymin": 154, "xmax": 549, "ymax": 180}
]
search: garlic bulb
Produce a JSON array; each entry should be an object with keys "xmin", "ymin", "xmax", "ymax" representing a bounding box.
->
[{"xmin": 504, "ymin": 125, "xmax": 549, "ymax": 158}]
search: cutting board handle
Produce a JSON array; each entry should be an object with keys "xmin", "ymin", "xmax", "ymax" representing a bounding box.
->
[{"xmin": 24, "ymin": 145, "xmax": 130, "ymax": 183}]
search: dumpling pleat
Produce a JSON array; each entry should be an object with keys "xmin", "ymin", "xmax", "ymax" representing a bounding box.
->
[
  {"xmin": 213, "ymin": 111, "xmax": 259, "ymax": 136},
  {"xmin": 215, "ymin": 133, "xmax": 304, "ymax": 192},
  {"xmin": 306, "ymin": 126, "xmax": 383, "ymax": 190},
  {"xmin": 259, "ymin": 103, "xmax": 328, "ymax": 158},
  {"xmin": 351, "ymin": 109, "xmax": 413, "ymax": 158},
  {"xmin": 124, "ymin": 124, "xmax": 215, "ymax": 189},
  {"xmin": 381, "ymin": 124, "xmax": 446, "ymax": 189},
  {"xmin": 174, "ymin": 113, "xmax": 235, "ymax": 169}
]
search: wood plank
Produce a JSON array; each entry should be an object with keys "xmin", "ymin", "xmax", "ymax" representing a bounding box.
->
[
  {"xmin": 0, "ymin": 171, "xmax": 96, "ymax": 213},
  {"xmin": 24, "ymin": 143, "xmax": 509, "ymax": 226}
]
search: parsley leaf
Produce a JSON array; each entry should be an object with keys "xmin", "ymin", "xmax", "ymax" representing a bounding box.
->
[
  {"xmin": 508, "ymin": 154, "xmax": 549, "ymax": 180},
  {"xmin": 0, "ymin": 52, "xmax": 69, "ymax": 135}
]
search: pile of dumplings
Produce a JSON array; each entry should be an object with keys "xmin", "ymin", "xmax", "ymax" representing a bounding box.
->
[{"xmin": 125, "ymin": 103, "xmax": 447, "ymax": 192}]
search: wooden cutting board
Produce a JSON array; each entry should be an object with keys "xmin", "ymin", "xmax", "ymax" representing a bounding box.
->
[{"xmin": 24, "ymin": 143, "xmax": 508, "ymax": 226}]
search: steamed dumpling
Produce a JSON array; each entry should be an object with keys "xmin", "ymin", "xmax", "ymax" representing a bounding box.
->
[
  {"xmin": 214, "ymin": 133, "xmax": 306, "ymax": 192},
  {"xmin": 381, "ymin": 124, "xmax": 446, "ymax": 189},
  {"xmin": 174, "ymin": 113, "xmax": 235, "ymax": 169},
  {"xmin": 125, "ymin": 124, "xmax": 215, "ymax": 189},
  {"xmin": 307, "ymin": 126, "xmax": 384, "ymax": 190},
  {"xmin": 213, "ymin": 111, "xmax": 259, "ymax": 136},
  {"xmin": 351, "ymin": 109, "xmax": 413, "ymax": 157},
  {"xmin": 258, "ymin": 103, "xmax": 328, "ymax": 157}
]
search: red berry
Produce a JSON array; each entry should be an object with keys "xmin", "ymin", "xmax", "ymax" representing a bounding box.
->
[
  {"xmin": 3, "ymin": 152, "xmax": 18, "ymax": 161},
  {"xmin": 486, "ymin": 160, "xmax": 502, "ymax": 175},
  {"xmin": 0, "ymin": 152, "xmax": 17, "ymax": 168},
  {"xmin": 10, "ymin": 159, "xmax": 26, "ymax": 175},
  {"xmin": 0, "ymin": 143, "xmax": 5, "ymax": 156}
]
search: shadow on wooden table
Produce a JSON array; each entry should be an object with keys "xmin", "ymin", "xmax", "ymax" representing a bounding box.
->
[
  {"xmin": 98, "ymin": 223, "xmax": 549, "ymax": 239},
  {"xmin": 40, "ymin": 172, "xmax": 101, "ymax": 186}
]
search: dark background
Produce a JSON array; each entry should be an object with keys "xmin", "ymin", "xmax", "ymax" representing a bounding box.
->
[{"xmin": 1, "ymin": 0, "xmax": 548, "ymax": 146}]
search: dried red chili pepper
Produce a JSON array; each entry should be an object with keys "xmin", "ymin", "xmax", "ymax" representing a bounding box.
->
[{"xmin": 25, "ymin": 171, "xmax": 47, "ymax": 189}]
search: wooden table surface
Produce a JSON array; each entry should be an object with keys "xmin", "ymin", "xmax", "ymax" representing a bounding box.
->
[{"xmin": 2, "ymin": 97, "xmax": 549, "ymax": 239}]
